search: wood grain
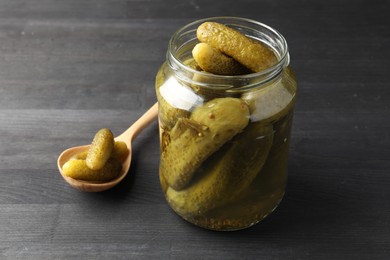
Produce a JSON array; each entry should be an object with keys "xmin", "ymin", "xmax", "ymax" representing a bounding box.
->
[{"xmin": 0, "ymin": 0, "xmax": 389, "ymax": 259}]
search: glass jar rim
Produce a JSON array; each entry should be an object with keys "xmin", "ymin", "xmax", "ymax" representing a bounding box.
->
[{"xmin": 167, "ymin": 16, "xmax": 290, "ymax": 85}]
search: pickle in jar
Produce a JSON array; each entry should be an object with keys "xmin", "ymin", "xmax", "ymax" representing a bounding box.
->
[
  {"xmin": 192, "ymin": 43, "xmax": 251, "ymax": 75},
  {"xmin": 161, "ymin": 97, "xmax": 250, "ymax": 191},
  {"xmin": 166, "ymin": 123, "xmax": 274, "ymax": 216},
  {"xmin": 197, "ymin": 22, "xmax": 277, "ymax": 72}
]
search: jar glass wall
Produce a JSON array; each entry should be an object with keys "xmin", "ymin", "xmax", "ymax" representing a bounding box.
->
[{"xmin": 155, "ymin": 17, "xmax": 297, "ymax": 231}]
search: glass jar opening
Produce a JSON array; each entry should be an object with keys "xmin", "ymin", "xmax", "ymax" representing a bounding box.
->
[{"xmin": 167, "ymin": 17, "xmax": 290, "ymax": 91}]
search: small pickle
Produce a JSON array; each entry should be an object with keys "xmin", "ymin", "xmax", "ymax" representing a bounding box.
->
[
  {"xmin": 72, "ymin": 141, "xmax": 128, "ymax": 163},
  {"xmin": 86, "ymin": 128, "xmax": 114, "ymax": 170},
  {"xmin": 63, "ymin": 159, "xmax": 122, "ymax": 182},
  {"xmin": 161, "ymin": 97, "xmax": 250, "ymax": 190},
  {"xmin": 192, "ymin": 43, "xmax": 251, "ymax": 75},
  {"xmin": 71, "ymin": 150, "xmax": 88, "ymax": 160},
  {"xmin": 186, "ymin": 63, "xmax": 242, "ymax": 101},
  {"xmin": 197, "ymin": 22, "xmax": 277, "ymax": 72},
  {"xmin": 112, "ymin": 141, "xmax": 129, "ymax": 163}
]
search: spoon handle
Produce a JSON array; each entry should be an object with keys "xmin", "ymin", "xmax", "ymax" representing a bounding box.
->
[{"xmin": 117, "ymin": 102, "xmax": 158, "ymax": 142}]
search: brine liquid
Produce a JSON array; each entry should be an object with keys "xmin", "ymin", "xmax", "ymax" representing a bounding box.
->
[{"xmin": 160, "ymin": 111, "xmax": 293, "ymax": 231}]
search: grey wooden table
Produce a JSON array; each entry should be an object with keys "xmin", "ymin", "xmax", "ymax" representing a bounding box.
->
[{"xmin": 0, "ymin": 0, "xmax": 389, "ymax": 259}]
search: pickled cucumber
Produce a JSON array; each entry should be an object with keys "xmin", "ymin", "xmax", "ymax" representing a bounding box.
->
[
  {"xmin": 166, "ymin": 123, "xmax": 273, "ymax": 216},
  {"xmin": 71, "ymin": 150, "xmax": 88, "ymax": 160},
  {"xmin": 71, "ymin": 141, "xmax": 129, "ymax": 163},
  {"xmin": 86, "ymin": 128, "xmax": 114, "ymax": 170},
  {"xmin": 161, "ymin": 97, "xmax": 250, "ymax": 190},
  {"xmin": 63, "ymin": 159, "xmax": 122, "ymax": 182},
  {"xmin": 188, "ymin": 70, "xmax": 241, "ymax": 102},
  {"xmin": 183, "ymin": 57, "xmax": 202, "ymax": 71},
  {"xmin": 197, "ymin": 22, "xmax": 277, "ymax": 72},
  {"xmin": 64, "ymin": 129, "xmax": 127, "ymax": 182},
  {"xmin": 112, "ymin": 141, "xmax": 129, "ymax": 163},
  {"xmin": 192, "ymin": 43, "xmax": 251, "ymax": 75}
]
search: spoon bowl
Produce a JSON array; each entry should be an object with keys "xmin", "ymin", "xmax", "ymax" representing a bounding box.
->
[{"xmin": 57, "ymin": 102, "xmax": 158, "ymax": 192}]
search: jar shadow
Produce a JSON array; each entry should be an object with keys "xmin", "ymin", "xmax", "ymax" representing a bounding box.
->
[{"xmin": 211, "ymin": 168, "xmax": 356, "ymax": 241}]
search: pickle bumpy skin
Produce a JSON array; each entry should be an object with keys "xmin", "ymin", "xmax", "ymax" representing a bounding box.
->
[
  {"xmin": 166, "ymin": 123, "xmax": 274, "ymax": 216},
  {"xmin": 63, "ymin": 159, "xmax": 122, "ymax": 182},
  {"xmin": 192, "ymin": 43, "xmax": 251, "ymax": 75},
  {"xmin": 197, "ymin": 22, "xmax": 277, "ymax": 73},
  {"xmin": 161, "ymin": 97, "xmax": 250, "ymax": 191},
  {"xmin": 112, "ymin": 141, "xmax": 129, "ymax": 163},
  {"xmin": 86, "ymin": 128, "xmax": 114, "ymax": 170},
  {"xmin": 72, "ymin": 141, "xmax": 129, "ymax": 163}
]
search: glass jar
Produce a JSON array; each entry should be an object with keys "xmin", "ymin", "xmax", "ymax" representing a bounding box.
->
[{"xmin": 155, "ymin": 17, "xmax": 297, "ymax": 231}]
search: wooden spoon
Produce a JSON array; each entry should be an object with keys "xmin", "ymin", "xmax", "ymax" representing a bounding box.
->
[{"xmin": 57, "ymin": 102, "xmax": 158, "ymax": 192}]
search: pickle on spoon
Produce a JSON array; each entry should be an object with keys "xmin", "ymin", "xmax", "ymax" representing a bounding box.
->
[
  {"xmin": 86, "ymin": 128, "xmax": 114, "ymax": 170},
  {"xmin": 63, "ymin": 158, "xmax": 121, "ymax": 182},
  {"xmin": 72, "ymin": 141, "xmax": 129, "ymax": 163},
  {"xmin": 161, "ymin": 97, "xmax": 250, "ymax": 190}
]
